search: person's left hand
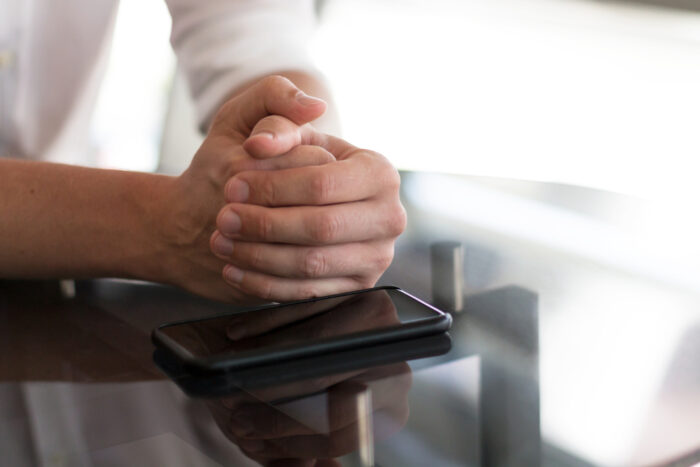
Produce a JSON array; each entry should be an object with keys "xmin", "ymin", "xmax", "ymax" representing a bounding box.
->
[
  {"xmin": 209, "ymin": 119, "xmax": 407, "ymax": 302},
  {"xmin": 153, "ymin": 76, "xmax": 333, "ymax": 303}
]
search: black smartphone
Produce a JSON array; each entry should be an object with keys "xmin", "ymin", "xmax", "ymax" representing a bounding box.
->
[{"xmin": 151, "ymin": 286, "xmax": 451, "ymax": 373}]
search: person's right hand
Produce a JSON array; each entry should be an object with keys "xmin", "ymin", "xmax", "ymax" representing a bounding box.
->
[{"xmin": 151, "ymin": 76, "xmax": 333, "ymax": 303}]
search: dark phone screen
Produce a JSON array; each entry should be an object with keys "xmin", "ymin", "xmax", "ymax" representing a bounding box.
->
[{"xmin": 159, "ymin": 289, "xmax": 442, "ymax": 358}]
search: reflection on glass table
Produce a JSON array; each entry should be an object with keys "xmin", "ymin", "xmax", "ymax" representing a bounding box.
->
[{"xmin": 150, "ymin": 283, "xmax": 539, "ymax": 467}]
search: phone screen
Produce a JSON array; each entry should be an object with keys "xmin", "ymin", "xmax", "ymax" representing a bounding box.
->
[{"xmin": 159, "ymin": 289, "xmax": 442, "ymax": 359}]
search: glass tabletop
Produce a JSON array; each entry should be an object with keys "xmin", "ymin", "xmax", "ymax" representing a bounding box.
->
[{"xmin": 1, "ymin": 171, "xmax": 698, "ymax": 467}]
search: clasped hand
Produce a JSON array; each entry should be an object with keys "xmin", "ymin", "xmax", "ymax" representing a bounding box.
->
[{"xmin": 161, "ymin": 76, "xmax": 406, "ymax": 303}]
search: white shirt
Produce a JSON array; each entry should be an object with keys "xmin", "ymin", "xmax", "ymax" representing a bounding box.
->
[{"xmin": 0, "ymin": 0, "xmax": 317, "ymax": 166}]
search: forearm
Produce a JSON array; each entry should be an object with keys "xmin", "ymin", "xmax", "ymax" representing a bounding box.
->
[{"xmin": 0, "ymin": 159, "xmax": 173, "ymax": 281}]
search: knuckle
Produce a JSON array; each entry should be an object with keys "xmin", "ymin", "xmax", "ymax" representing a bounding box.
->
[
  {"xmin": 211, "ymin": 102, "xmax": 235, "ymax": 129},
  {"xmin": 309, "ymin": 211, "xmax": 342, "ymax": 243},
  {"xmin": 367, "ymin": 151, "xmax": 400, "ymax": 190},
  {"xmin": 309, "ymin": 171, "xmax": 334, "ymax": 204},
  {"xmin": 378, "ymin": 160, "xmax": 401, "ymax": 191},
  {"xmin": 211, "ymin": 105, "xmax": 228, "ymax": 127},
  {"xmin": 252, "ymin": 278, "xmax": 274, "ymax": 301},
  {"xmin": 260, "ymin": 74, "xmax": 289, "ymax": 94},
  {"xmin": 386, "ymin": 165, "xmax": 402, "ymax": 191},
  {"xmin": 301, "ymin": 249, "xmax": 327, "ymax": 278},
  {"xmin": 359, "ymin": 149, "xmax": 381, "ymax": 167},
  {"xmin": 387, "ymin": 202, "xmax": 408, "ymax": 237},
  {"xmin": 246, "ymin": 244, "xmax": 265, "ymax": 270},
  {"xmin": 259, "ymin": 174, "xmax": 277, "ymax": 205},
  {"xmin": 375, "ymin": 245, "xmax": 395, "ymax": 273},
  {"xmin": 256, "ymin": 212, "xmax": 275, "ymax": 240},
  {"xmin": 358, "ymin": 150, "xmax": 401, "ymax": 194}
]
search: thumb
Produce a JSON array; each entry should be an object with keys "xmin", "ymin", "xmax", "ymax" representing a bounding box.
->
[{"xmin": 209, "ymin": 75, "xmax": 326, "ymax": 140}]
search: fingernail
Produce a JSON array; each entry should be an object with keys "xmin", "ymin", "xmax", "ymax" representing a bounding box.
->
[
  {"xmin": 295, "ymin": 91, "xmax": 325, "ymax": 107},
  {"xmin": 226, "ymin": 179, "xmax": 249, "ymax": 203},
  {"xmin": 212, "ymin": 234, "xmax": 234, "ymax": 257},
  {"xmin": 219, "ymin": 210, "xmax": 241, "ymax": 234},
  {"xmin": 252, "ymin": 130, "xmax": 274, "ymax": 140},
  {"xmin": 224, "ymin": 264, "xmax": 244, "ymax": 283}
]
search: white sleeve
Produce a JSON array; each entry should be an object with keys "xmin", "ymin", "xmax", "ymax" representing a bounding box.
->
[{"xmin": 165, "ymin": 0, "xmax": 318, "ymax": 129}]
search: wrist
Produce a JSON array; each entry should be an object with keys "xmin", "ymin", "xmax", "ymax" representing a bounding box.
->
[
  {"xmin": 119, "ymin": 172, "xmax": 180, "ymax": 284},
  {"xmin": 134, "ymin": 170, "xmax": 223, "ymax": 291}
]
